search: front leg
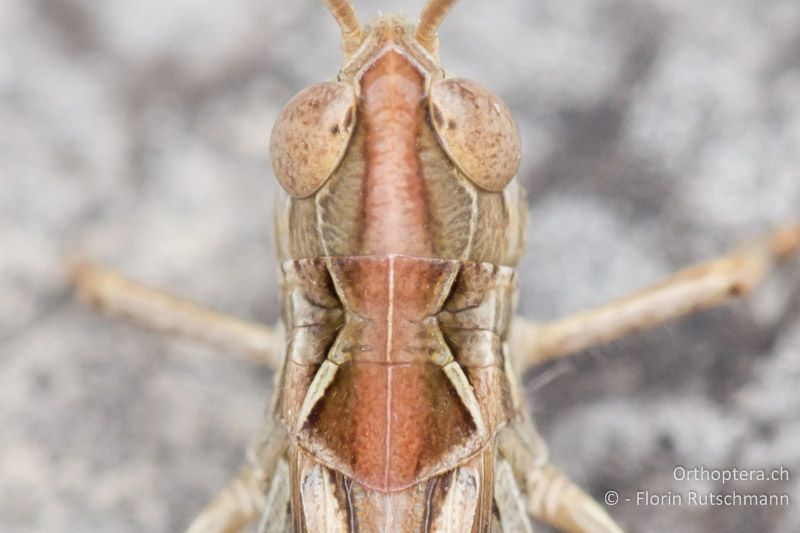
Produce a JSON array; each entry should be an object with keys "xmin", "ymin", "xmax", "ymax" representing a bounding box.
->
[
  {"xmin": 71, "ymin": 258, "xmax": 282, "ymax": 367},
  {"xmin": 513, "ymin": 224, "xmax": 800, "ymax": 371}
]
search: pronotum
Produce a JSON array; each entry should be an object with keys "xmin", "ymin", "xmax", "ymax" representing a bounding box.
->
[{"xmin": 69, "ymin": 1, "xmax": 800, "ymax": 531}]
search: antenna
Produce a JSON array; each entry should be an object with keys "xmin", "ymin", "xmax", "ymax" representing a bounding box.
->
[
  {"xmin": 415, "ymin": 0, "xmax": 458, "ymax": 52},
  {"xmin": 323, "ymin": 0, "xmax": 365, "ymax": 56}
]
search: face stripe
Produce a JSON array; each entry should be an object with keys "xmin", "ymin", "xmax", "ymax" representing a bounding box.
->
[{"xmin": 360, "ymin": 49, "xmax": 433, "ymax": 257}]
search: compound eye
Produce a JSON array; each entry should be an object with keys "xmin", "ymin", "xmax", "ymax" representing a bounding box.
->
[
  {"xmin": 270, "ymin": 82, "xmax": 356, "ymax": 198},
  {"xmin": 429, "ymin": 78, "xmax": 521, "ymax": 192}
]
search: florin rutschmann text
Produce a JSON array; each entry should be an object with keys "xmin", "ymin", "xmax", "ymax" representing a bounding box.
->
[{"xmin": 603, "ymin": 465, "xmax": 791, "ymax": 508}]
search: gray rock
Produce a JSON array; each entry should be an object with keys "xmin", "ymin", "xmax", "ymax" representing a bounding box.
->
[{"xmin": 1, "ymin": 0, "xmax": 798, "ymax": 531}]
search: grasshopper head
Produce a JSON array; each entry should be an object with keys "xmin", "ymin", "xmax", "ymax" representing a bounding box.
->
[{"xmin": 271, "ymin": 0, "xmax": 525, "ymax": 265}]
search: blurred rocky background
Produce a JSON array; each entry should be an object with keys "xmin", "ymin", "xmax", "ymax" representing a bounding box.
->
[{"xmin": 1, "ymin": 0, "xmax": 799, "ymax": 531}]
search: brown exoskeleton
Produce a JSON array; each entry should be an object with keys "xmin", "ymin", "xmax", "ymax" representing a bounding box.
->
[{"xmin": 73, "ymin": 0, "xmax": 800, "ymax": 531}]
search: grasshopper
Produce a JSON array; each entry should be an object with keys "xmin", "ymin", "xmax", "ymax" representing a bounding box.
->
[{"xmin": 73, "ymin": 0, "xmax": 800, "ymax": 531}]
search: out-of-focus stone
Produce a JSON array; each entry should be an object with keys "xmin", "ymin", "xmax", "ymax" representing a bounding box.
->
[{"xmin": 1, "ymin": 1, "xmax": 799, "ymax": 531}]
